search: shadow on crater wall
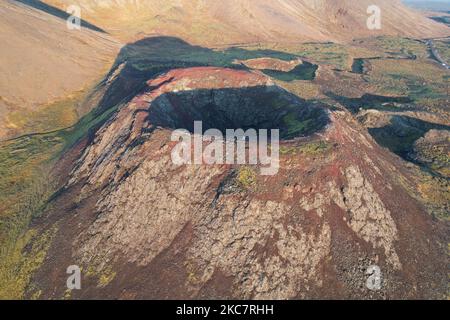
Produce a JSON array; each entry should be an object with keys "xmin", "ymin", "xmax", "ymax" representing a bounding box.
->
[
  {"xmin": 146, "ymin": 85, "xmax": 329, "ymax": 140},
  {"xmin": 94, "ymin": 37, "xmax": 311, "ymax": 116}
]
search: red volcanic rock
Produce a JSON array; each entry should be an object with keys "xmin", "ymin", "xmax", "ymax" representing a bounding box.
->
[
  {"xmin": 133, "ymin": 67, "xmax": 273, "ymax": 108},
  {"xmin": 148, "ymin": 67, "xmax": 273, "ymax": 95},
  {"xmin": 35, "ymin": 67, "xmax": 448, "ymax": 300}
]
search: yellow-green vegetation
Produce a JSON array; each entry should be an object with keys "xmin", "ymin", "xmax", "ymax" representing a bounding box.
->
[
  {"xmin": 396, "ymin": 165, "xmax": 449, "ymax": 221},
  {"xmin": 418, "ymin": 176, "xmax": 450, "ymax": 220},
  {"xmin": 366, "ymin": 58, "xmax": 448, "ymax": 101},
  {"xmin": 0, "ymin": 81, "xmax": 118, "ymax": 298},
  {"xmin": 85, "ymin": 263, "xmax": 117, "ymax": 288},
  {"xmin": 276, "ymin": 80, "xmax": 320, "ymax": 100},
  {"xmin": 98, "ymin": 269, "xmax": 117, "ymax": 288},
  {"xmin": 299, "ymin": 141, "xmax": 332, "ymax": 155},
  {"xmin": 280, "ymin": 141, "xmax": 331, "ymax": 156},
  {"xmin": 4, "ymin": 89, "xmax": 90, "ymax": 141},
  {"xmin": 30, "ymin": 289, "xmax": 42, "ymax": 300},
  {"xmin": 0, "ymin": 135, "xmax": 64, "ymax": 299},
  {"xmin": 0, "ymin": 136, "xmax": 63, "ymax": 218},
  {"xmin": 6, "ymin": 95, "xmax": 79, "ymax": 137},
  {"xmin": 63, "ymin": 288, "xmax": 73, "ymax": 300},
  {"xmin": 283, "ymin": 113, "xmax": 317, "ymax": 137},
  {"xmin": 184, "ymin": 260, "xmax": 200, "ymax": 285},
  {"xmin": 366, "ymin": 37, "xmax": 430, "ymax": 59},
  {"xmin": 59, "ymin": 99, "xmax": 121, "ymax": 150},
  {"xmin": 0, "ymin": 226, "xmax": 57, "ymax": 299},
  {"xmin": 252, "ymin": 42, "xmax": 351, "ymax": 70},
  {"xmin": 237, "ymin": 166, "xmax": 257, "ymax": 189},
  {"xmin": 416, "ymin": 144, "xmax": 450, "ymax": 178}
]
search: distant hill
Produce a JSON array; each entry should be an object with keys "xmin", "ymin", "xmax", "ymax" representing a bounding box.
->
[{"xmin": 44, "ymin": 0, "xmax": 450, "ymax": 44}]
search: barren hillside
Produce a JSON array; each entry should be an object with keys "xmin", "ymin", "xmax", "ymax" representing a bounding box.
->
[
  {"xmin": 45, "ymin": 0, "xmax": 449, "ymax": 44},
  {"xmin": 0, "ymin": 0, "xmax": 120, "ymax": 140}
]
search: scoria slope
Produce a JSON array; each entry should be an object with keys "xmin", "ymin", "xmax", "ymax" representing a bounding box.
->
[
  {"xmin": 44, "ymin": 0, "xmax": 449, "ymax": 44},
  {"xmin": 32, "ymin": 66, "xmax": 447, "ymax": 299}
]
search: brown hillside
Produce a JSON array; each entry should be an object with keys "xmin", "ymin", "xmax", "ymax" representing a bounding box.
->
[
  {"xmin": 0, "ymin": 0, "xmax": 120, "ymax": 140},
  {"xmin": 44, "ymin": 0, "xmax": 449, "ymax": 44}
]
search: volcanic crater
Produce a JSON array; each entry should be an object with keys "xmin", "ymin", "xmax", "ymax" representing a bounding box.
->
[
  {"xmin": 135, "ymin": 67, "xmax": 329, "ymax": 139},
  {"xmin": 32, "ymin": 65, "xmax": 449, "ymax": 300}
]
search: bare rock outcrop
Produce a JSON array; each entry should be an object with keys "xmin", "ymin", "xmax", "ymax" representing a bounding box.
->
[{"xmin": 36, "ymin": 67, "xmax": 448, "ymax": 299}]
